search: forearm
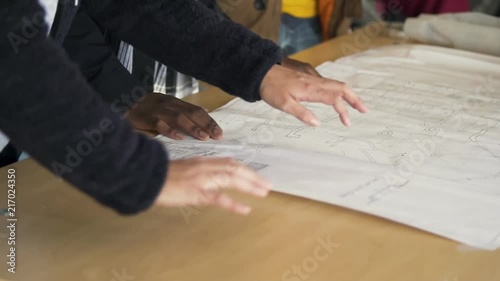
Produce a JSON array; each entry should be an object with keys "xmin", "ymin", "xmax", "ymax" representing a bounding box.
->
[
  {"xmin": 85, "ymin": 0, "xmax": 283, "ymax": 102},
  {"xmin": 0, "ymin": 0, "xmax": 167, "ymax": 214}
]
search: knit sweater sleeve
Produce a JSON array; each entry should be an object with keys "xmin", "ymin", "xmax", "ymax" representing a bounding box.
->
[
  {"xmin": 0, "ymin": 0, "xmax": 168, "ymax": 214},
  {"xmin": 85, "ymin": 0, "xmax": 283, "ymax": 102},
  {"xmin": 62, "ymin": 8, "xmax": 144, "ymax": 105}
]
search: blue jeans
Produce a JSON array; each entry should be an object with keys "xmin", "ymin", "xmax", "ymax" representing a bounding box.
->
[{"xmin": 278, "ymin": 13, "xmax": 322, "ymax": 56}]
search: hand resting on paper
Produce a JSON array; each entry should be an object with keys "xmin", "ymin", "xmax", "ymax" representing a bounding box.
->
[
  {"xmin": 155, "ymin": 157, "xmax": 271, "ymax": 215},
  {"xmin": 127, "ymin": 93, "xmax": 223, "ymax": 141},
  {"xmin": 260, "ymin": 64, "xmax": 368, "ymax": 127}
]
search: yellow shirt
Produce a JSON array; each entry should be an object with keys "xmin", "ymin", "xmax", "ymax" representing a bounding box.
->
[{"xmin": 282, "ymin": 0, "xmax": 318, "ymax": 18}]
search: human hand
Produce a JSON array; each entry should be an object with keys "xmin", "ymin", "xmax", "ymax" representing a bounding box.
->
[
  {"xmin": 260, "ymin": 64, "xmax": 368, "ymax": 127},
  {"xmin": 155, "ymin": 157, "xmax": 271, "ymax": 215},
  {"xmin": 127, "ymin": 93, "xmax": 223, "ymax": 140},
  {"xmin": 282, "ymin": 57, "xmax": 321, "ymax": 77}
]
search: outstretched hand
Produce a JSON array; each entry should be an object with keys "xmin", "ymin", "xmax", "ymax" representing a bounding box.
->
[{"xmin": 260, "ymin": 64, "xmax": 368, "ymax": 127}]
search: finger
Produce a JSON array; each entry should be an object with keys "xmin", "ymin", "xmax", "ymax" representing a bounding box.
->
[
  {"xmin": 202, "ymin": 158, "xmax": 271, "ymax": 194},
  {"xmin": 156, "ymin": 181, "xmax": 211, "ymax": 207},
  {"xmin": 297, "ymin": 85, "xmax": 336, "ymax": 105},
  {"xmin": 209, "ymin": 170, "xmax": 270, "ymax": 197},
  {"xmin": 156, "ymin": 120, "xmax": 184, "ymax": 140},
  {"xmin": 281, "ymin": 99, "xmax": 320, "ymax": 126},
  {"xmin": 342, "ymin": 86, "xmax": 368, "ymax": 113},
  {"xmin": 291, "ymin": 76, "xmax": 339, "ymax": 105},
  {"xmin": 229, "ymin": 162, "xmax": 272, "ymax": 192},
  {"xmin": 205, "ymin": 166, "xmax": 270, "ymax": 197},
  {"xmin": 184, "ymin": 106, "xmax": 223, "ymax": 140},
  {"xmin": 332, "ymin": 101, "xmax": 351, "ymax": 127},
  {"xmin": 212, "ymin": 193, "xmax": 251, "ymax": 215},
  {"xmin": 189, "ymin": 190, "xmax": 214, "ymax": 207},
  {"xmin": 173, "ymin": 114, "xmax": 210, "ymax": 140},
  {"xmin": 314, "ymin": 79, "xmax": 368, "ymax": 113}
]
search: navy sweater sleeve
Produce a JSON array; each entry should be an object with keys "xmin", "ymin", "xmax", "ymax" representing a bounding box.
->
[
  {"xmin": 84, "ymin": 0, "xmax": 283, "ymax": 102},
  {"xmin": 0, "ymin": 0, "xmax": 167, "ymax": 214},
  {"xmin": 62, "ymin": 8, "xmax": 143, "ymax": 105}
]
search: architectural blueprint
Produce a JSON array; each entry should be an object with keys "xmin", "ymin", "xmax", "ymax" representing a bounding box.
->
[{"xmin": 156, "ymin": 45, "xmax": 500, "ymax": 250}]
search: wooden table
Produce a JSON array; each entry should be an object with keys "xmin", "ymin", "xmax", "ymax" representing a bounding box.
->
[{"xmin": 1, "ymin": 25, "xmax": 500, "ymax": 281}]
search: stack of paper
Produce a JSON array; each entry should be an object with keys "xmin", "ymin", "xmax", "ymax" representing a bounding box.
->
[{"xmin": 156, "ymin": 45, "xmax": 500, "ymax": 250}]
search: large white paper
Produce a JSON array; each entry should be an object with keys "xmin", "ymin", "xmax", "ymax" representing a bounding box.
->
[{"xmin": 156, "ymin": 45, "xmax": 500, "ymax": 250}]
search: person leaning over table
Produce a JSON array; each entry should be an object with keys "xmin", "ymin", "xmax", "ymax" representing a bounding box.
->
[
  {"xmin": 0, "ymin": 0, "xmax": 367, "ymax": 215},
  {"xmin": 61, "ymin": 1, "xmax": 323, "ymax": 142}
]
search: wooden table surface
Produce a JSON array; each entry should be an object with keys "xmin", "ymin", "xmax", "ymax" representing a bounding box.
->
[{"xmin": 1, "ymin": 24, "xmax": 500, "ymax": 281}]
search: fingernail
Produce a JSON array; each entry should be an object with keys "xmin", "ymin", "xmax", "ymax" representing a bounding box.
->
[
  {"xmin": 213, "ymin": 127, "xmax": 223, "ymax": 138},
  {"xmin": 256, "ymin": 188, "xmax": 269, "ymax": 197},
  {"xmin": 199, "ymin": 131, "xmax": 209, "ymax": 139},
  {"xmin": 309, "ymin": 117, "xmax": 320, "ymax": 127},
  {"xmin": 240, "ymin": 206, "xmax": 251, "ymax": 215},
  {"xmin": 174, "ymin": 132, "xmax": 184, "ymax": 140},
  {"xmin": 345, "ymin": 119, "xmax": 351, "ymax": 127}
]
